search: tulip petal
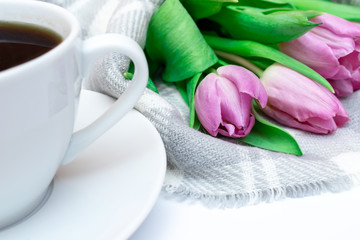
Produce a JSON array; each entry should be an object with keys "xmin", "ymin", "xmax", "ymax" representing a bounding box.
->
[
  {"xmin": 339, "ymin": 52, "xmax": 360, "ymax": 91},
  {"xmin": 310, "ymin": 27, "xmax": 355, "ymax": 59},
  {"xmin": 241, "ymin": 113, "xmax": 255, "ymax": 136},
  {"xmin": 217, "ymin": 65, "xmax": 268, "ymax": 108},
  {"xmin": 279, "ymin": 33, "xmax": 341, "ymax": 79},
  {"xmin": 194, "ymin": 73, "xmax": 222, "ymax": 136},
  {"xmin": 215, "ymin": 75, "xmax": 253, "ymax": 133},
  {"xmin": 195, "ymin": 72, "xmax": 255, "ymax": 137},
  {"xmin": 334, "ymin": 114, "xmax": 350, "ymax": 127},
  {"xmin": 352, "ymin": 77, "xmax": 360, "ymax": 91},
  {"xmin": 331, "ymin": 65, "xmax": 352, "ymax": 80},
  {"xmin": 328, "ymin": 79, "xmax": 353, "ymax": 97},
  {"xmin": 261, "ymin": 64, "xmax": 339, "ymax": 122},
  {"xmin": 306, "ymin": 117, "xmax": 338, "ymax": 134},
  {"xmin": 262, "ymin": 105, "xmax": 332, "ymax": 134},
  {"xmin": 355, "ymin": 39, "xmax": 360, "ymax": 52},
  {"xmin": 339, "ymin": 51, "xmax": 360, "ymax": 79},
  {"xmin": 219, "ymin": 122, "xmax": 235, "ymax": 137},
  {"xmin": 310, "ymin": 14, "xmax": 360, "ymax": 39},
  {"xmin": 261, "ymin": 64, "xmax": 350, "ymax": 134},
  {"xmin": 223, "ymin": 113, "xmax": 255, "ymax": 138},
  {"xmin": 320, "ymin": 85, "xmax": 350, "ymax": 125}
]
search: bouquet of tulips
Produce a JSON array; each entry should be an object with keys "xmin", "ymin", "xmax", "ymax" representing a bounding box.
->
[{"xmin": 141, "ymin": 0, "xmax": 360, "ymax": 156}]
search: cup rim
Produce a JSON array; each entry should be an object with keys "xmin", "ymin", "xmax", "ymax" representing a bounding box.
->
[{"xmin": 0, "ymin": 0, "xmax": 81, "ymax": 79}]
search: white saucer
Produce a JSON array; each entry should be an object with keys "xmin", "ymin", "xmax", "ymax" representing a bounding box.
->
[{"xmin": 0, "ymin": 90, "xmax": 167, "ymax": 240}]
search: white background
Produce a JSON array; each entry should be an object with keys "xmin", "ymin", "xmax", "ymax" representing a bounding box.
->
[{"xmin": 130, "ymin": 186, "xmax": 360, "ymax": 240}]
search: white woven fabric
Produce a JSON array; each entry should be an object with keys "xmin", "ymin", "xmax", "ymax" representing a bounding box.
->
[{"xmin": 42, "ymin": 0, "xmax": 360, "ymax": 207}]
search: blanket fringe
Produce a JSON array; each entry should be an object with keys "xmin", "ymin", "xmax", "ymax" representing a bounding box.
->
[{"xmin": 162, "ymin": 173, "xmax": 360, "ymax": 208}]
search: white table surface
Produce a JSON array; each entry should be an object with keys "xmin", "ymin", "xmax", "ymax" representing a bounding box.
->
[{"xmin": 130, "ymin": 186, "xmax": 360, "ymax": 240}]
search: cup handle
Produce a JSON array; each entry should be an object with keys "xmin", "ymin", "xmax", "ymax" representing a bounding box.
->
[{"xmin": 61, "ymin": 34, "xmax": 148, "ymax": 165}]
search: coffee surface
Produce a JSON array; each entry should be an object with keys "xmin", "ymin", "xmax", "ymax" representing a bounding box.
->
[{"xmin": 0, "ymin": 22, "xmax": 62, "ymax": 71}]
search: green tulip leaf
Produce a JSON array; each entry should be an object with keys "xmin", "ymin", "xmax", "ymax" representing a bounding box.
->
[
  {"xmin": 204, "ymin": 35, "xmax": 334, "ymax": 93},
  {"xmin": 286, "ymin": 0, "xmax": 360, "ymax": 21},
  {"xmin": 146, "ymin": 0, "xmax": 218, "ymax": 82},
  {"xmin": 180, "ymin": 0, "xmax": 238, "ymax": 20},
  {"xmin": 175, "ymin": 81, "xmax": 189, "ymax": 105},
  {"xmin": 240, "ymin": 103, "xmax": 303, "ymax": 156},
  {"xmin": 235, "ymin": 0, "xmax": 294, "ymax": 8},
  {"xmin": 187, "ymin": 73, "xmax": 202, "ymax": 129},
  {"xmin": 176, "ymin": 73, "xmax": 203, "ymax": 130},
  {"xmin": 209, "ymin": 6, "xmax": 321, "ymax": 44}
]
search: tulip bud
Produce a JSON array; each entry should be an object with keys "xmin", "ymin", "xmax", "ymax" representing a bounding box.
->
[
  {"xmin": 279, "ymin": 13, "xmax": 360, "ymax": 97},
  {"xmin": 195, "ymin": 65, "xmax": 267, "ymax": 137},
  {"xmin": 261, "ymin": 63, "xmax": 349, "ymax": 134}
]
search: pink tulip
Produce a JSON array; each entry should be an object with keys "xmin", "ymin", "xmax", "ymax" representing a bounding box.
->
[
  {"xmin": 261, "ymin": 64, "xmax": 349, "ymax": 134},
  {"xmin": 194, "ymin": 65, "xmax": 267, "ymax": 137},
  {"xmin": 279, "ymin": 13, "xmax": 360, "ymax": 97}
]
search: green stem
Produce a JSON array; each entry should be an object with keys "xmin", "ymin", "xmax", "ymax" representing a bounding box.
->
[
  {"xmin": 215, "ymin": 50, "xmax": 264, "ymax": 77},
  {"xmin": 205, "ymin": 67, "xmax": 218, "ymax": 75}
]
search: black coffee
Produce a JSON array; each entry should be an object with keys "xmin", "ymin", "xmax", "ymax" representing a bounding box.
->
[{"xmin": 0, "ymin": 22, "xmax": 62, "ymax": 71}]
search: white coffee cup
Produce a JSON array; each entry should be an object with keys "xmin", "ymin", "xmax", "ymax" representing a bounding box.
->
[{"xmin": 0, "ymin": 0, "xmax": 148, "ymax": 229}]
